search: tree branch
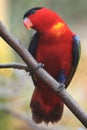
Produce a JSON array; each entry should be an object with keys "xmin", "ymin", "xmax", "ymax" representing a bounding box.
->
[
  {"xmin": 0, "ymin": 63, "xmax": 28, "ymax": 71},
  {"xmin": 0, "ymin": 20, "xmax": 87, "ymax": 128}
]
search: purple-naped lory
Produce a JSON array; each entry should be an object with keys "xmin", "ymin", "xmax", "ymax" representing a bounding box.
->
[{"xmin": 23, "ymin": 7, "xmax": 81, "ymax": 123}]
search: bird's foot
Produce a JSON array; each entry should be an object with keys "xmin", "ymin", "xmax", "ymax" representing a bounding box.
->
[
  {"xmin": 28, "ymin": 63, "xmax": 44, "ymax": 76},
  {"xmin": 36, "ymin": 62, "xmax": 44, "ymax": 70},
  {"xmin": 58, "ymin": 83, "xmax": 65, "ymax": 92}
]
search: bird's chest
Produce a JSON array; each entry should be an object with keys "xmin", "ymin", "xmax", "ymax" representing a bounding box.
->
[
  {"xmin": 36, "ymin": 41, "xmax": 61, "ymax": 63},
  {"xmin": 35, "ymin": 37, "xmax": 73, "ymax": 77}
]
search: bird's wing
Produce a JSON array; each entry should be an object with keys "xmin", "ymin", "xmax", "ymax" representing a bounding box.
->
[
  {"xmin": 28, "ymin": 32, "xmax": 39, "ymax": 86},
  {"xmin": 65, "ymin": 35, "xmax": 81, "ymax": 87},
  {"xmin": 28, "ymin": 31, "xmax": 39, "ymax": 57}
]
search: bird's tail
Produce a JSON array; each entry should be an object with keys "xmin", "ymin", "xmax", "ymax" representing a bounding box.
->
[{"xmin": 30, "ymin": 86, "xmax": 64, "ymax": 123}]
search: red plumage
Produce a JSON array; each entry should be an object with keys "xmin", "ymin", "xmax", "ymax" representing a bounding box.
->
[{"xmin": 23, "ymin": 7, "xmax": 77, "ymax": 123}]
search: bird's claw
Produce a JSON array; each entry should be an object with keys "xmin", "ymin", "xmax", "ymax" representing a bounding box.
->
[
  {"xmin": 58, "ymin": 83, "xmax": 65, "ymax": 92},
  {"xmin": 27, "ymin": 63, "xmax": 44, "ymax": 76},
  {"xmin": 36, "ymin": 63, "xmax": 44, "ymax": 70}
]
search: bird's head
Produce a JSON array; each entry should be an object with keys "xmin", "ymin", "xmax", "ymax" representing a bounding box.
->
[{"xmin": 23, "ymin": 7, "xmax": 64, "ymax": 33}]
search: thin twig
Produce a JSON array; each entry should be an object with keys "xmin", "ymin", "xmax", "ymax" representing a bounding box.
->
[
  {"xmin": 0, "ymin": 21, "xmax": 87, "ymax": 128},
  {"xmin": 0, "ymin": 63, "xmax": 28, "ymax": 71}
]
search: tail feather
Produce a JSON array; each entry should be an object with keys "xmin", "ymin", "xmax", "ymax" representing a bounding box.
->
[{"xmin": 30, "ymin": 87, "xmax": 64, "ymax": 123}]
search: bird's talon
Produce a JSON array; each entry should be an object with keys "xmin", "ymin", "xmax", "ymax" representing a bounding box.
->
[
  {"xmin": 36, "ymin": 63, "xmax": 44, "ymax": 70},
  {"xmin": 58, "ymin": 83, "xmax": 65, "ymax": 92}
]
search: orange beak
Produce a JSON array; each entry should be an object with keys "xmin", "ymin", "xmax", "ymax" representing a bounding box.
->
[{"xmin": 23, "ymin": 17, "xmax": 33, "ymax": 29}]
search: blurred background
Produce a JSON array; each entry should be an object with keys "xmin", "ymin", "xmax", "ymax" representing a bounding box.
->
[{"xmin": 0, "ymin": 0, "xmax": 87, "ymax": 130}]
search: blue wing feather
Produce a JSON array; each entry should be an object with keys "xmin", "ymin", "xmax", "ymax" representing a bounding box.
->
[
  {"xmin": 73, "ymin": 35, "xmax": 81, "ymax": 66},
  {"xmin": 28, "ymin": 32, "xmax": 39, "ymax": 86},
  {"xmin": 57, "ymin": 70, "xmax": 66, "ymax": 84},
  {"xmin": 58, "ymin": 35, "xmax": 81, "ymax": 87},
  {"xmin": 28, "ymin": 32, "xmax": 39, "ymax": 57}
]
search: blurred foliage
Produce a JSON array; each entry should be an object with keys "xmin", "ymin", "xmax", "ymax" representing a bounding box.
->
[
  {"xmin": 0, "ymin": 1, "xmax": 15, "ymax": 76},
  {"xmin": 0, "ymin": 38, "xmax": 15, "ymax": 76},
  {"xmin": 0, "ymin": 112, "xmax": 11, "ymax": 130},
  {"xmin": 0, "ymin": 0, "xmax": 87, "ymax": 130}
]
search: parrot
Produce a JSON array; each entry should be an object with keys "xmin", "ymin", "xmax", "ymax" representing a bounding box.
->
[{"xmin": 23, "ymin": 7, "xmax": 81, "ymax": 124}]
